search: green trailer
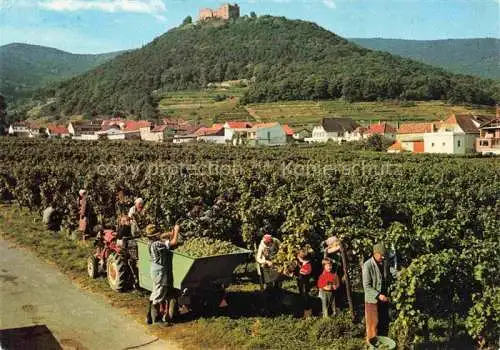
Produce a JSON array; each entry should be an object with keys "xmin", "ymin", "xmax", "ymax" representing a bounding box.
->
[{"xmin": 136, "ymin": 238, "xmax": 251, "ymax": 319}]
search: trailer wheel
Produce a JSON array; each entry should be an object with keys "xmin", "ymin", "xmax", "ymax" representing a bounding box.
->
[
  {"xmin": 167, "ymin": 297, "xmax": 178, "ymax": 321},
  {"xmin": 107, "ymin": 253, "xmax": 128, "ymax": 292},
  {"xmin": 87, "ymin": 255, "xmax": 99, "ymax": 279}
]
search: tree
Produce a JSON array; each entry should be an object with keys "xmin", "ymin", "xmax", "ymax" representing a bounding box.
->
[
  {"xmin": 250, "ymin": 11, "xmax": 257, "ymax": 18},
  {"xmin": 183, "ymin": 16, "xmax": 192, "ymax": 25},
  {"xmin": 0, "ymin": 95, "xmax": 7, "ymax": 135}
]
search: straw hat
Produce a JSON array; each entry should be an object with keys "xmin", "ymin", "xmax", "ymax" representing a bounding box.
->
[{"xmin": 145, "ymin": 224, "xmax": 159, "ymax": 238}]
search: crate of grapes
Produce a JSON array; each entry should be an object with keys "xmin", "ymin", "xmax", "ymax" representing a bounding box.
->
[{"xmin": 136, "ymin": 237, "xmax": 251, "ymax": 319}]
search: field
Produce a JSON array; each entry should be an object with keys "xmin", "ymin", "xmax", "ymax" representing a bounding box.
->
[
  {"xmin": 1, "ymin": 138, "xmax": 499, "ymax": 349},
  {"xmin": 157, "ymin": 89, "xmax": 496, "ymax": 127}
]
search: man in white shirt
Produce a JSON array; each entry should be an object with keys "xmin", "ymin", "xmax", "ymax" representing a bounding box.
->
[{"xmin": 128, "ymin": 198, "xmax": 145, "ymax": 236}]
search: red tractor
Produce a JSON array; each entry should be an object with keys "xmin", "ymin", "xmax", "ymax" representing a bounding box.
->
[{"xmin": 87, "ymin": 229, "xmax": 138, "ymax": 291}]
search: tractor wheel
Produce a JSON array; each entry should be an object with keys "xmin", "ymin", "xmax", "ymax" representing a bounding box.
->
[
  {"xmin": 167, "ymin": 297, "xmax": 179, "ymax": 321},
  {"xmin": 106, "ymin": 253, "xmax": 129, "ymax": 292},
  {"xmin": 87, "ymin": 255, "xmax": 99, "ymax": 279}
]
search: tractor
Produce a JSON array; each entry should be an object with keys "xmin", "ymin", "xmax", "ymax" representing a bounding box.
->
[{"xmin": 87, "ymin": 229, "xmax": 138, "ymax": 291}]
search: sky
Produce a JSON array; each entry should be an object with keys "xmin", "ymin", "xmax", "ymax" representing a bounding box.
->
[{"xmin": 0, "ymin": 0, "xmax": 499, "ymax": 54}]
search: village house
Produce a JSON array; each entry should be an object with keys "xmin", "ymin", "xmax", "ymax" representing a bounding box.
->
[
  {"xmin": 365, "ymin": 122, "xmax": 397, "ymax": 140},
  {"xmin": 8, "ymin": 122, "xmax": 44, "ymax": 138},
  {"xmin": 199, "ymin": 3, "xmax": 240, "ymax": 21},
  {"xmin": 224, "ymin": 121, "xmax": 253, "ymax": 142},
  {"xmin": 305, "ymin": 117, "xmax": 359, "ymax": 143},
  {"xmin": 396, "ymin": 122, "xmax": 437, "ymax": 153},
  {"xmin": 231, "ymin": 122, "xmax": 287, "ymax": 146},
  {"xmin": 46, "ymin": 125, "xmax": 70, "ymax": 138},
  {"xmin": 68, "ymin": 120, "xmax": 102, "ymax": 140},
  {"xmin": 476, "ymin": 116, "xmax": 500, "ymax": 155},
  {"xmin": 8, "ymin": 122, "xmax": 30, "ymax": 137},
  {"xmin": 423, "ymin": 114, "xmax": 494, "ymax": 154},
  {"xmin": 108, "ymin": 120, "xmax": 151, "ymax": 140},
  {"xmin": 195, "ymin": 124, "xmax": 226, "ymax": 144},
  {"xmin": 140, "ymin": 125, "xmax": 169, "ymax": 142}
]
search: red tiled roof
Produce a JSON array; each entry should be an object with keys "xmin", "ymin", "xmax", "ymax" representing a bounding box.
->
[
  {"xmin": 195, "ymin": 125, "xmax": 224, "ymax": 136},
  {"xmin": 123, "ymin": 120, "xmax": 151, "ymax": 132},
  {"xmin": 225, "ymin": 121, "xmax": 252, "ymax": 129},
  {"xmin": 101, "ymin": 118, "xmax": 125, "ymax": 128},
  {"xmin": 398, "ymin": 122, "xmax": 436, "ymax": 134},
  {"xmin": 388, "ymin": 141, "xmax": 404, "ymax": 151},
  {"xmin": 48, "ymin": 125, "xmax": 69, "ymax": 135},
  {"xmin": 282, "ymin": 124, "xmax": 294, "ymax": 136},
  {"xmin": 368, "ymin": 123, "xmax": 397, "ymax": 134}
]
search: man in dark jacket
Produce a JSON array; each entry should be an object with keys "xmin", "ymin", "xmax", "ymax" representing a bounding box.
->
[{"xmin": 362, "ymin": 243, "xmax": 389, "ymax": 344}]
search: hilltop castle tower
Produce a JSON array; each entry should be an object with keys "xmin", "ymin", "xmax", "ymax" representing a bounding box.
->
[{"xmin": 199, "ymin": 3, "xmax": 240, "ymax": 21}]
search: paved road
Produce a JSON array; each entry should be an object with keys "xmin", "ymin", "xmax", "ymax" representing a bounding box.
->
[{"xmin": 0, "ymin": 239, "xmax": 179, "ymax": 350}]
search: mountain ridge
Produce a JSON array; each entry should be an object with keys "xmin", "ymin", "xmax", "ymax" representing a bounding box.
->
[
  {"xmin": 349, "ymin": 37, "xmax": 500, "ymax": 79},
  {"xmin": 6, "ymin": 17, "xmax": 500, "ymax": 118},
  {"xmin": 0, "ymin": 43, "xmax": 125, "ymax": 102}
]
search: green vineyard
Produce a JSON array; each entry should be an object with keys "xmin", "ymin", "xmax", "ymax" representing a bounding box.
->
[{"xmin": 0, "ymin": 138, "xmax": 498, "ymax": 348}]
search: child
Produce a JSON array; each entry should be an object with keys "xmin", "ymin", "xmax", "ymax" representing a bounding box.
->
[
  {"xmin": 317, "ymin": 258, "xmax": 340, "ymax": 317},
  {"xmin": 297, "ymin": 250, "xmax": 312, "ymax": 316},
  {"xmin": 297, "ymin": 250, "xmax": 312, "ymax": 296}
]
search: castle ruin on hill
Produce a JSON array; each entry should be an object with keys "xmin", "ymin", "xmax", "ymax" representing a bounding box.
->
[{"xmin": 199, "ymin": 3, "xmax": 240, "ymax": 21}]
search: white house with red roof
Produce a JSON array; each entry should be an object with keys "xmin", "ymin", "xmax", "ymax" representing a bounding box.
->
[
  {"xmin": 223, "ymin": 121, "xmax": 253, "ymax": 141},
  {"xmin": 108, "ymin": 120, "xmax": 151, "ymax": 140},
  {"xmin": 196, "ymin": 124, "xmax": 226, "ymax": 144},
  {"xmin": 46, "ymin": 125, "xmax": 70, "ymax": 138},
  {"xmin": 396, "ymin": 122, "xmax": 438, "ymax": 153}
]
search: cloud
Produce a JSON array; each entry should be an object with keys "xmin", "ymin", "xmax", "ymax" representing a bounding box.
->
[
  {"xmin": 37, "ymin": 0, "xmax": 167, "ymax": 17},
  {"xmin": 322, "ymin": 0, "xmax": 336, "ymax": 9}
]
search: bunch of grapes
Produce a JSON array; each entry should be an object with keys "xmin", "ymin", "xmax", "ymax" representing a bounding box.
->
[{"xmin": 175, "ymin": 237, "xmax": 239, "ymax": 257}]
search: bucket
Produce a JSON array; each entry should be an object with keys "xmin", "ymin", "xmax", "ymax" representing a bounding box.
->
[{"xmin": 369, "ymin": 336, "xmax": 396, "ymax": 350}]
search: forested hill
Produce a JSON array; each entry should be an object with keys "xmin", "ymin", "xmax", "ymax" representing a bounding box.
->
[
  {"xmin": 350, "ymin": 38, "xmax": 500, "ymax": 80},
  {"xmin": 0, "ymin": 43, "xmax": 123, "ymax": 102},
  {"xmin": 39, "ymin": 16, "xmax": 499, "ymax": 118}
]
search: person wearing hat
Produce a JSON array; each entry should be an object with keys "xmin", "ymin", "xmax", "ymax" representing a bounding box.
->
[
  {"xmin": 256, "ymin": 233, "xmax": 281, "ymax": 291},
  {"xmin": 362, "ymin": 243, "xmax": 390, "ymax": 344},
  {"xmin": 145, "ymin": 223, "xmax": 179, "ymax": 324},
  {"xmin": 323, "ymin": 236, "xmax": 342, "ymax": 273},
  {"xmin": 128, "ymin": 198, "xmax": 145, "ymax": 236}
]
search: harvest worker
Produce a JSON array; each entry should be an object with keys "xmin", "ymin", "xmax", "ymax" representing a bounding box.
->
[
  {"xmin": 362, "ymin": 243, "xmax": 390, "ymax": 344},
  {"xmin": 77, "ymin": 189, "xmax": 88, "ymax": 236},
  {"xmin": 256, "ymin": 233, "xmax": 281, "ymax": 290},
  {"xmin": 42, "ymin": 201, "xmax": 59, "ymax": 231},
  {"xmin": 146, "ymin": 223, "xmax": 179, "ymax": 324},
  {"xmin": 323, "ymin": 236, "xmax": 342, "ymax": 272},
  {"xmin": 128, "ymin": 197, "xmax": 145, "ymax": 236}
]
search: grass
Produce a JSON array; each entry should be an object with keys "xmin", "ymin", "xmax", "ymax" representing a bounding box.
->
[{"xmin": 0, "ymin": 203, "xmax": 366, "ymax": 350}]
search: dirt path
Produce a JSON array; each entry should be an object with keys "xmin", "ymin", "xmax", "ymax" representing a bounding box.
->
[{"xmin": 0, "ymin": 239, "xmax": 180, "ymax": 350}]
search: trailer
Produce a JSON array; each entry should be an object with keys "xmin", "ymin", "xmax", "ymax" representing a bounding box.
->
[
  {"xmin": 136, "ymin": 238, "xmax": 251, "ymax": 319},
  {"xmin": 88, "ymin": 233, "xmax": 251, "ymax": 320}
]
